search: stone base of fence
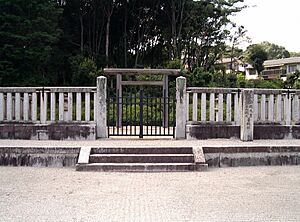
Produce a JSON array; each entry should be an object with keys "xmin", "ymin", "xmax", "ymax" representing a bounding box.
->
[
  {"xmin": 0, "ymin": 123, "xmax": 96, "ymax": 140},
  {"xmin": 187, "ymin": 123, "xmax": 300, "ymax": 140},
  {"xmin": 186, "ymin": 123, "xmax": 240, "ymax": 140},
  {"xmin": 0, "ymin": 147, "xmax": 80, "ymax": 167},
  {"xmin": 254, "ymin": 124, "xmax": 300, "ymax": 139}
]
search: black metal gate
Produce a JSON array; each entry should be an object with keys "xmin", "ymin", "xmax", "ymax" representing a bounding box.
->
[{"xmin": 107, "ymin": 90, "xmax": 176, "ymax": 138}]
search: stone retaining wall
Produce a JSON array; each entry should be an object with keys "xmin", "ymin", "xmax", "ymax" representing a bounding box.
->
[
  {"xmin": 203, "ymin": 146, "xmax": 300, "ymax": 167},
  {"xmin": 0, "ymin": 123, "xmax": 96, "ymax": 140},
  {"xmin": 0, "ymin": 147, "xmax": 80, "ymax": 167},
  {"xmin": 187, "ymin": 124, "xmax": 300, "ymax": 140}
]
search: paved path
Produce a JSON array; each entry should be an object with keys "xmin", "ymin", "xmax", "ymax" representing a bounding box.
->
[
  {"xmin": 0, "ymin": 166, "xmax": 299, "ymax": 222},
  {"xmin": 1, "ymin": 138, "xmax": 300, "ymax": 147}
]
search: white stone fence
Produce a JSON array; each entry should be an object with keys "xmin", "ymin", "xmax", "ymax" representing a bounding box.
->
[
  {"xmin": 181, "ymin": 78, "xmax": 300, "ymax": 141},
  {"xmin": 252, "ymin": 89, "xmax": 299, "ymax": 125},
  {"xmin": 0, "ymin": 76, "xmax": 108, "ymax": 139},
  {"xmin": 1, "ymin": 75, "xmax": 299, "ymax": 141},
  {"xmin": 0, "ymin": 87, "xmax": 97, "ymax": 123},
  {"xmin": 186, "ymin": 87, "xmax": 300, "ymax": 125},
  {"xmin": 187, "ymin": 87, "xmax": 242, "ymax": 124}
]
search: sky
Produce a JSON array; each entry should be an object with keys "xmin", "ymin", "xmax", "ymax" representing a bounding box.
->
[{"xmin": 231, "ymin": 0, "xmax": 300, "ymax": 52}]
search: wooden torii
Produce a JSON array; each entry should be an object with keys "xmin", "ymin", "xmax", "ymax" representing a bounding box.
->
[{"xmin": 103, "ymin": 68, "xmax": 180, "ymax": 127}]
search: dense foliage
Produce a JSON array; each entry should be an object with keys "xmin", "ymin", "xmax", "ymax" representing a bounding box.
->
[
  {"xmin": 0, "ymin": 0, "xmax": 245, "ymax": 86},
  {"xmin": 0, "ymin": 0, "xmax": 62, "ymax": 86},
  {"xmin": 1, "ymin": 0, "xmax": 299, "ymax": 89}
]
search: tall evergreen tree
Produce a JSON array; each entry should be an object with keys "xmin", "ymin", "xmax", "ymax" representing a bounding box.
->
[{"xmin": 0, "ymin": 0, "xmax": 62, "ymax": 86}]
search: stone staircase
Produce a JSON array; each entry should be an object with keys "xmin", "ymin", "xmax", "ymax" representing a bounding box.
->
[{"xmin": 76, "ymin": 146, "xmax": 207, "ymax": 172}]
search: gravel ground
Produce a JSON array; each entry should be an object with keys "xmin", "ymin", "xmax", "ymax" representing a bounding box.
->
[
  {"xmin": 0, "ymin": 166, "xmax": 299, "ymax": 222},
  {"xmin": 1, "ymin": 138, "xmax": 300, "ymax": 147}
]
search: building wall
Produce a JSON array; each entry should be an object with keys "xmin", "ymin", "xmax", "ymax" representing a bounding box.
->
[
  {"xmin": 245, "ymin": 69, "xmax": 258, "ymax": 80},
  {"xmin": 286, "ymin": 64, "xmax": 300, "ymax": 74}
]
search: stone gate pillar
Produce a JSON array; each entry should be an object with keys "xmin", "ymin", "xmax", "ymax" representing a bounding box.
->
[
  {"xmin": 175, "ymin": 76, "xmax": 187, "ymax": 139},
  {"xmin": 96, "ymin": 76, "xmax": 107, "ymax": 138},
  {"xmin": 240, "ymin": 89, "xmax": 254, "ymax": 141}
]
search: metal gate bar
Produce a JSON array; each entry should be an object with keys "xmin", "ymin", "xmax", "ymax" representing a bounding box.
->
[{"xmin": 107, "ymin": 90, "xmax": 175, "ymax": 138}]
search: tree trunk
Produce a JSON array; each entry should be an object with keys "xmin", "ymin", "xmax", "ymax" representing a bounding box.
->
[
  {"xmin": 105, "ymin": 14, "xmax": 111, "ymax": 67},
  {"xmin": 80, "ymin": 15, "xmax": 84, "ymax": 52},
  {"xmin": 177, "ymin": 0, "xmax": 185, "ymax": 59},
  {"xmin": 124, "ymin": 1, "xmax": 128, "ymax": 68},
  {"xmin": 171, "ymin": 0, "xmax": 177, "ymax": 59}
]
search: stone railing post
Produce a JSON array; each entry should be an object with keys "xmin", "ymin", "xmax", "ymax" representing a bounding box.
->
[
  {"xmin": 96, "ymin": 76, "xmax": 107, "ymax": 138},
  {"xmin": 175, "ymin": 76, "xmax": 187, "ymax": 139},
  {"xmin": 240, "ymin": 89, "xmax": 254, "ymax": 141}
]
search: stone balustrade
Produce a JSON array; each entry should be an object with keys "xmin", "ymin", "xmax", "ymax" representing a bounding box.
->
[
  {"xmin": 0, "ymin": 77, "xmax": 107, "ymax": 140},
  {"xmin": 186, "ymin": 87, "xmax": 300, "ymax": 126},
  {"xmin": 184, "ymin": 85, "xmax": 300, "ymax": 141},
  {"xmin": 187, "ymin": 87, "xmax": 242, "ymax": 124},
  {"xmin": 1, "ymin": 76, "xmax": 300, "ymax": 141},
  {"xmin": 0, "ymin": 87, "xmax": 97, "ymax": 123},
  {"xmin": 252, "ymin": 89, "xmax": 299, "ymax": 125}
]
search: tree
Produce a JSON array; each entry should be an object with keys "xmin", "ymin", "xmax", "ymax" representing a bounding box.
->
[
  {"xmin": 0, "ymin": 0, "xmax": 62, "ymax": 86},
  {"xmin": 228, "ymin": 25, "xmax": 250, "ymax": 72},
  {"xmin": 244, "ymin": 44, "xmax": 268, "ymax": 74},
  {"xmin": 161, "ymin": 0, "xmax": 187, "ymax": 60},
  {"xmin": 285, "ymin": 70, "xmax": 300, "ymax": 88},
  {"xmin": 182, "ymin": 0, "xmax": 245, "ymax": 71},
  {"xmin": 70, "ymin": 55, "xmax": 99, "ymax": 86},
  {"xmin": 290, "ymin": 52, "xmax": 300, "ymax": 57},
  {"xmin": 0, "ymin": 0, "xmax": 247, "ymax": 86},
  {"xmin": 188, "ymin": 67, "xmax": 213, "ymax": 87},
  {"xmin": 259, "ymin": 41, "xmax": 290, "ymax": 60},
  {"xmin": 104, "ymin": 0, "xmax": 116, "ymax": 66}
]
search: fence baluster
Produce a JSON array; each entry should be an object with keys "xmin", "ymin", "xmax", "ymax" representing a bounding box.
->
[
  {"xmin": 32, "ymin": 93, "xmax": 37, "ymax": 121},
  {"xmin": 50, "ymin": 92, "xmax": 56, "ymax": 121},
  {"xmin": 293, "ymin": 94, "xmax": 299, "ymax": 122},
  {"xmin": 76, "ymin": 92, "xmax": 81, "ymax": 121},
  {"xmin": 226, "ymin": 93, "xmax": 232, "ymax": 122},
  {"xmin": 59, "ymin": 93, "xmax": 64, "ymax": 121},
  {"xmin": 276, "ymin": 94, "xmax": 282, "ymax": 122},
  {"xmin": 192, "ymin": 92, "xmax": 198, "ymax": 121},
  {"xmin": 261, "ymin": 94, "xmax": 266, "ymax": 121},
  {"xmin": 67, "ymin": 92, "xmax": 73, "ymax": 121},
  {"xmin": 7, "ymin": 93, "xmax": 12, "ymax": 121},
  {"xmin": 85, "ymin": 92, "xmax": 90, "ymax": 121},
  {"xmin": 268, "ymin": 94, "xmax": 274, "ymax": 121},
  {"xmin": 93, "ymin": 92, "xmax": 96, "ymax": 122},
  {"xmin": 253, "ymin": 94, "xmax": 258, "ymax": 122},
  {"xmin": 209, "ymin": 93, "xmax": 215, "ymax": 121},
  {"xmin": 186, "ymin": 92, "xmax": 190, "ymax": 121},
  {"xmin": 218, "ymin": 93, "xmax": 223, "ymax": 122},
  {"xmin": 285, "ymin": 94, "xmax": 291, "ymax": 125},
  {"xmin": 201, "ymin": 93, "xmax": 206, "ymax": 121},
  {"xmin": 23, "ymin": 93, "xmax": 29, "ymax": 121},
  {"xmin": 15, "ymin": 93, "xmax": 21, "ymax": 121},
  {"xmin": 0, "ymin": 93, "xmax": 4, "ymax": 121},
  {"xmin": 234, "ymin": 93, "xmax": 239, "ymax": 123}
]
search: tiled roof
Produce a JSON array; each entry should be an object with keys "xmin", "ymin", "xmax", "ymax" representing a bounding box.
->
[
  {"xmin": 264, "ymin": 57, "xmax": 300, "ymax": 67},
  {"xmin": 216, "ymin": 57, "xmax": 244, "ymax": 64},
  {"xmin": 245, "ymin": 63, "xmax": 254, "ymax": 69}
]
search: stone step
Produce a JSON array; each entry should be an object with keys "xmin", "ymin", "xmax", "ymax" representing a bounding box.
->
[
  {"xmin": 76, "ymin": 163, "xmax": 208, "ymax": 172},
  {"xmin": 91, "ymin": 147, "xmax": 193, "ymax": 155},
  {"xmin": 89, "ymin": 154, "xmax": 194, "ymax": 163}
]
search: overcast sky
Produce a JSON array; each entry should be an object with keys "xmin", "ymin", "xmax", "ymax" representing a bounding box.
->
[{"xmin": 231, "ymin": 0, "xmax": 300, "ymax": 52}]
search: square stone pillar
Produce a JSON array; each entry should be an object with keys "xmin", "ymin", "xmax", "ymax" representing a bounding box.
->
[
  {"xmin": 96, "ymin": 76, "xmax": 108, "ymax": 138},
  {"xmin": 175, "ymin": 76, "xmax": 187, "ymax": 139},
  {"xmin": 240, "ymin": 89, "xmax": 254, "ymax": 141}
]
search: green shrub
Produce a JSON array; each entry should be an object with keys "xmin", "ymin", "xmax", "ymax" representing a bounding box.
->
[{"xmin": 70, "ymin": 55, "xmax": 99, "ymax": 86}]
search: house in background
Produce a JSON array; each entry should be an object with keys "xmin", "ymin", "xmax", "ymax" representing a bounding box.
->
[
  {"xmin": 216, "ymin": 57, "xmax": 245, "ymax": 73},
  {"xmin": 215, "ymin": 57, "xmax": 259, "ymax": 80},
  {"xmin": 262, "ymin": 57, "xmax": 300, "ymax": 80},
  {"xmin": 244, "ymin": 63, "xmax": 259, "ymax": 80}
]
